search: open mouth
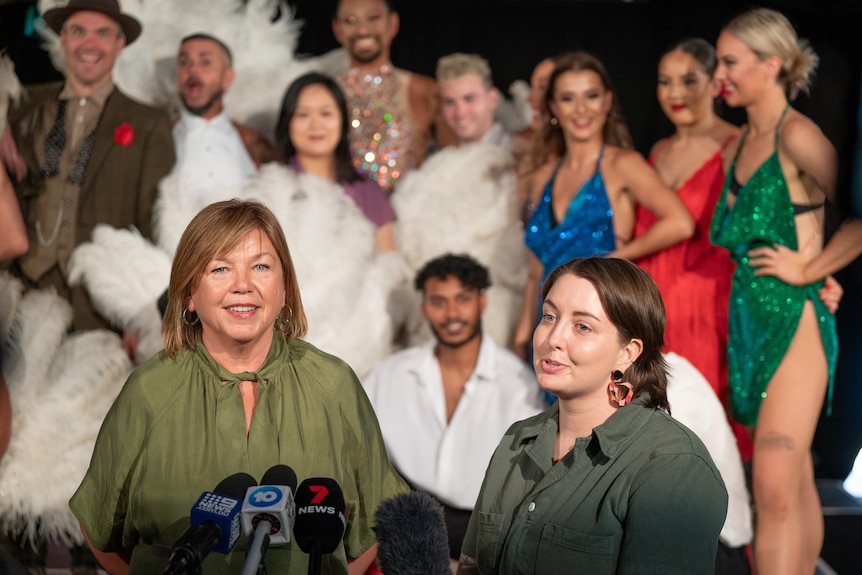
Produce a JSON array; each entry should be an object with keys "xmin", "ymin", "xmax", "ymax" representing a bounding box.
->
[{"xmin": 184, "ymin": 77, "xmax": 204, "ymax": 98}]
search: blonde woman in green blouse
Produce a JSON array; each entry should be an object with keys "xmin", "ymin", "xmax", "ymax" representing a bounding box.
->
[{"xmin": 70, "ymin": 200, "xmax": 407, "ymax": 575}]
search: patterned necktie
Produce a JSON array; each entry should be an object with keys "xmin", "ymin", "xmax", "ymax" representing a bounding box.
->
[{"xmin": 39, "ymin": 98, "xmax": 99, "ymax": 185}]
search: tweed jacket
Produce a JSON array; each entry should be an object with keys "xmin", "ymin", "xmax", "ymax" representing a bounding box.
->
[
  {"xmin": 11, "ymin": 81, "xmax": 174, "ymax": 246},
  {"xmin": 9, "ymin": 81, "xmax": 174, "ymax": 330}
]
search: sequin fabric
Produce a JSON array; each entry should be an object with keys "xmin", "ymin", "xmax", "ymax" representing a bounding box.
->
[
  {"xmin": 710, "ymin": 111, "xmax": 837, "ymax": 426},
  {"xmin": 338, "ymin": 65, "xmax": 424, "ymax": 192},
  {"xmin": 525, "ymin": 146, "xmax": 616, "ymax": 285}
]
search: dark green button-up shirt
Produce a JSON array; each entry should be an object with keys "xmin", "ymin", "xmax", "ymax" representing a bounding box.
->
[{"xmin": 461, "ymin": 398, "xmax": 727, "ymax": 574}]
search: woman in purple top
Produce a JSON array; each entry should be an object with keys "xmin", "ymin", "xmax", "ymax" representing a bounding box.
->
[{"xmin": 276, "ymin": 72, "xmax": 396, "ymax": 253}]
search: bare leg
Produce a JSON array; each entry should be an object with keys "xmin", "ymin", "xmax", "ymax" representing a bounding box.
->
[{"xmin": 752, "ymin": 302, "xmax": 827, "ymax": 575}]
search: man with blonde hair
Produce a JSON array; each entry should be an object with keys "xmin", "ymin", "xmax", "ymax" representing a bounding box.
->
[{"xmin": 436, "ymin": 52, "xmax": 509, "ymax": 148}]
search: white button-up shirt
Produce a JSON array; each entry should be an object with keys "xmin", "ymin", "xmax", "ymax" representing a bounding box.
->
[
  {"xmin": 362, "ymin": 333, "xmax": 547, "ymax": 509},
  {"xmin": 665, "ymin": 352, "xmax": 754, "ymax": 548},
  {"xmin": 172, "ymin": 109, "xmax": 256, "ymax": 208}
]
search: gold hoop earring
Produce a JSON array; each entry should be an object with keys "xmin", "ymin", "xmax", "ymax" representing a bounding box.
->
[
  {"xmin": 182, "ymin": 308, "xmax": 200, "ymax": 326},
  {"xmin": 275, "ymin": 305, "xmax": 293, "ymax": 327}
]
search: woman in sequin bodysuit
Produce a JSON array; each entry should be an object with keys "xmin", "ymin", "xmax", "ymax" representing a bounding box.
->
[
  {"xmin": 513, "ymin": 51, "xmax": 694, "ymax": 361},
  {"xmin": 712, "ymin": 9, "xmax": 862, "ymax": 574}
]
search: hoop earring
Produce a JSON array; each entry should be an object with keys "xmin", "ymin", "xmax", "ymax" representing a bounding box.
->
[
  {"xmin": 608, "ymin": 369, "xmax": 633, "ymax": 407},
  {"xmin": 275, "ymin": 305, "xmax": 293, "ymax": 327},
  {"xmin": 182, "ymin": 308, "xmax": 200, "ymax": 326}
]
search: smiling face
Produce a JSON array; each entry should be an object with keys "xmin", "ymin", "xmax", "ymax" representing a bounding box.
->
[
  {"xmin": 714, "ymin": 31, "xmax": 776, "ymax": 108},
  {"xmin": 60, "ymin": 11, "xmax": 126, "ymax": 94},
  {"xmin": 656, "ymin": 49, "xmax": 715, "ymax": 128},
  {"xmin": 177, "ymin": 38, "xmax": 234, "ymax": 119},
  {"xmin": 440, "ymin": 73, "xmax": 499, "ymax": 144},
  {"xmin": 188, "ymin": 229, "xmax": 286, "ymax": 359},
  {"xmin": 533, "ymin": 274, "xmax": 637, "ymax": 402},
  {"xmin": 548, "ymin": 70, "xmax": 613, "ymax": 144},
  {"xmin": 332, "ymin": 0, "xmax": 399, "ymax": 67},
  {"xmin": 421, "ymin": 275, "xmax": 486, "ymax": 349},
  {"xmin": 288, "ymin": 83, "xmax": 342, "ymax": 160}
]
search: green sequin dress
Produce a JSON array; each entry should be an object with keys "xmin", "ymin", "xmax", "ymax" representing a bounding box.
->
[{"xmin": 710, "ymin": 108, "xmax": 837, "ymax": 426}]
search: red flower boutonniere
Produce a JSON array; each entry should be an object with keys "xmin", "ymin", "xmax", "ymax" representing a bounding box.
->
[{"xmin": 114, "ymin": 123, "xmax": 135, "ymax": 147}]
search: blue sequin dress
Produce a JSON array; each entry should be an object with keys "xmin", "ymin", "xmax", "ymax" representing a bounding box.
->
[{"xmin": 525, "ymin": 146, "xmax": 616, "ymax": 283}]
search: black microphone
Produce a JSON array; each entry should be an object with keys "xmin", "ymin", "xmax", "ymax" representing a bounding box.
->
[
  {"xmin": 293, "ymin": 477, "xmax": 347, "ymax": 575},
  {"xmin": 373, "ymin": 491, "xmax": 451, "ymax": 575},
  {"xmin": 163, "ymin": 472, "xmax": 258, "ymax": 575},
  {"xmin": 240, "ymin": 464, "xmax": 298, "ymax": 575}
]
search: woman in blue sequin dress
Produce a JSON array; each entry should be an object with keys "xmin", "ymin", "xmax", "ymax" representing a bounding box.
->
[
  {"xmin": 712, "ymin": 9, "xmax": 862, "ymax": 574},
  {"xmin": 513, "ymin": 51, "xmax": 694, "ymax": 360}
]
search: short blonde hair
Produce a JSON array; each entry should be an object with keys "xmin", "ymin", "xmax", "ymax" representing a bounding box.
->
[
  {"xmin": 436, "ymin": 52, "xmax": 493, "ymax": 89},
  {"xmin": 163, "ymin": 200, "xmax": 307, "ymax": 357},
  {"xmin": 724, "ymin": 7, "xmax": 818, "ymax": 100}
]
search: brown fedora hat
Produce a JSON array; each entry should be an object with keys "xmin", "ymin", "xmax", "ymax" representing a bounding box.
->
[{"xmin": 43, "ymin": 0, "xmax": 142, "ymax": 45}]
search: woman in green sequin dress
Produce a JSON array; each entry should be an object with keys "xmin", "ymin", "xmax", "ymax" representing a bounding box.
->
[{"xmin": 712, "ymin": 8, "xmax": 862, "ymax": 575}]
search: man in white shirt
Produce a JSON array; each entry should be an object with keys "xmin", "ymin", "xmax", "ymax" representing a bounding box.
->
[
  {"xmin": 436, "ymin": 52, "xmax": 510, "ymax": 149},
  {"xmin": 172, "ymin": 33, "xmax": 276, "ymax": 206},
  {"xmin": 363, "ymin": 254, "xmax": 546, "ymax": 570}
]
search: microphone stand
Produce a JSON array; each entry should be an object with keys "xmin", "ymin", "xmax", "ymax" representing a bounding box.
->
[{"xmin": 307, "ymin": 541, "xmax": 322, "ymax": 575}]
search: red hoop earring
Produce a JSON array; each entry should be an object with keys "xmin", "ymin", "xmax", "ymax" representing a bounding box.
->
[{"xmin": 608, "ymin": 370, "xmax": 633, "ymax": 407}]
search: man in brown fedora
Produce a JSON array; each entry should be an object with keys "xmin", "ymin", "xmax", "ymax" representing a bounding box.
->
[
  {"xmin": 0, "ymin": 2, "xmax": 173, "ymax": 574},
  {"xmin": 1, "ymin": 0, "xmax": 174, "ymax": 333}
]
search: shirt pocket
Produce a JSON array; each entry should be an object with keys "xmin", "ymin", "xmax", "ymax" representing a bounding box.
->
[
  {"xmin": 535, "ymin": 523, "xmax": 615, "ymax": 574},
  {"xmin": 476, "ymin": 511, "xmax": 506, "ymax": 572}
]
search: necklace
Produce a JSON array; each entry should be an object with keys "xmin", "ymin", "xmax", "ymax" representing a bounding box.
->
[{"xmin": 35, "ymin": 202, "xmax": 64, "ymax": 247}]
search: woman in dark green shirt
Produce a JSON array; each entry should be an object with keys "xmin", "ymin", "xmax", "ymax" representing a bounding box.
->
[
  {"xmin": 70, "ymin": 200, "xmax": 407, "ymax": 575},
  {"xmin": 457, "ymin": 258, "xmax": 727, "ymax": 574}
]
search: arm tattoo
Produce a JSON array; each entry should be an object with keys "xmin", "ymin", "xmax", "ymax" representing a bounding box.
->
[{"xmin": 756, "ymin": 432, "xmax": 795, "ymax": 451}]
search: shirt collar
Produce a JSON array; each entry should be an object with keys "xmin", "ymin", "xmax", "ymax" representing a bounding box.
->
[
  {"xmin": 59, "ymin": 79, "xmax": 115, "ymax": 108},
  {"xmin": 191, "ymin": 331, "xmax": 289, "ymax": 386},
  {"xmin": 511, "ymin": 395, "xmax": 657, "ymax": 460},
  {"xmin": 411, "ymin": 331, "xmax": 496, "ymax": 383},
  {"xmin": 178, "ymin": 107, "xmax": 234, "ymax": 132}
]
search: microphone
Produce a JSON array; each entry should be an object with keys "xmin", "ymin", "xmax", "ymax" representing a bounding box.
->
[
  {"xmin": 163, "ymin": 472, "xmax": 258, "ymax": 575},
  {"xmin": 240, "ymin": 464, "xmax": 298, "ymax": 575},
  {"xmin": 293, "ymin": 477, "xmax": 347, "ymax": 575},
  {"xmin": 373, "ymin": 491, "xmax": 451, "ymax": 575}
]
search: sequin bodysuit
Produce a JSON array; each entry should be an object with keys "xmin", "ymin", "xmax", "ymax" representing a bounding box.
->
[
  {"xmin": 338, "ymin": 65, "xmax": 428, "ymax": 193},
  {"xmin": 525, "ymin": 145, "xmax": 616, "ymax": 284},
  {"xmin": 710, "ymin": 108, "xmax": 837, "ymax": 426}
]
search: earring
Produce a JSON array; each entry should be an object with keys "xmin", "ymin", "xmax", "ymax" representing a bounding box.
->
[
  {"xmin": 549, "ymin": 116, "xmax": 559, "ymax": 126},
  {"xmin": 182, "ymin": 308, "xmax": 200, "ymax": 326},
  {"xmin": 608, "ymin": 369, "xmax": 633, "ymax": 407},
  {"xmin": 275, "ymin": 305, "xmax": 293, "ymax": 328}
]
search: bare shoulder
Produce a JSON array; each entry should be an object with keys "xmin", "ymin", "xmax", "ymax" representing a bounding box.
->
[
  {"xmin": 408, "ymin": 71, "xmax": 439, "ymax": 101},
  {"xmin": 604, "ymin": 145, "xmax": 649, "ymax": 173},
  {"xmin": 532, "ymin": 159, "xmax": 557, "ymax": 189},
  {"xmin": 709, "ymin": 118, "xmax": 740, "ymax": 148},
  {"xmin": 780, "ymin": 111, "xmax": 834, "ymax": 157}
]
